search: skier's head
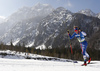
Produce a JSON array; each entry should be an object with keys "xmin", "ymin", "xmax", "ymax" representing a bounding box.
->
[
  {"xmin": 74, "ymin": 26, "xmax": 79, "ymax": 33},
  {"xmin": 74, "ymin": 26, "xmax": 78, "ymax": 31}
]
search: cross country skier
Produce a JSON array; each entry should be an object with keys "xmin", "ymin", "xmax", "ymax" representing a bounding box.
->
[{"xmin": 67, "ymin": 26, "xmax": 91, "ymax": 66}]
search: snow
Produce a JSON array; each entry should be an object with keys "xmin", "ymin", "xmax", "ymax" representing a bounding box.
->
[
  {"xmin": 96, "ymin": 13, "xmax": 100, "ymax": 19},
  {"xmin": 0, "ymin": 58, "xmax": 100, "ymax": 71},
  {"xmin": 48, "ymin": 45, "xmax": 52, "ymax": 49},
  {"xmin": 35, "ymin": 44, "xmax": 46, "ymax": 50},
  {"xmin": 25, "ymin": 42, "xmax": 34, "ymax": 47},
  {"xmin": 44, "ymin": 22, "xmax": 49, "ymax": 27},
  {"xmin": 78, "ymin": 9, "xmax": 95, "ymax": 17},
  {"xmin": 0, "ymin": 50, "xmax": 100, "ymax": 71},
  {"xmin": 36, "ymin": 31, "xmax": 39, "ymax": 36},
  {"xmin": 13, "ymin": 38, "xmax": 20, "ymax": 46},
  {"xmin": 66, "ymin": 14, "xmax": 72, "ymax": 21}
]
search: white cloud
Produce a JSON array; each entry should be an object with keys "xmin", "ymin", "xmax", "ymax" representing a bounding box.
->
[
  {"xmin": 67, "ymin": 0, "xmax": 72, "ymax": 7},
  {"xmin": 64, "ymin": 0, "xmax": 72, "ymax": 8}
]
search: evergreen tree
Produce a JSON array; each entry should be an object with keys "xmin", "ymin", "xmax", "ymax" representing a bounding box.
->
[{"xmin": 10, "ymin": 39, "xmax": 14, "ymax": 51}]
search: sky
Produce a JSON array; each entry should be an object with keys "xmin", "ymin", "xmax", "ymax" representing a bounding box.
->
[{"xmin": 0, "ymin": 0, "xmax": 100, "ymax": 18}]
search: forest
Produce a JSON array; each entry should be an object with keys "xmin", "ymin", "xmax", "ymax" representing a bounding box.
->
[{"xmin": 0, "ymin": 41, "xmax": 100, "ymax": 61}]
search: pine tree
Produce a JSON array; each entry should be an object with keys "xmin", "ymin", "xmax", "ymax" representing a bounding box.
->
[
  {"xmin": 10, "ymin": 39, "xmax": 14, "ymax": 51},
  {"xmin": 31, "ymin": 48, "xmax": 34, "ymax": 54}
]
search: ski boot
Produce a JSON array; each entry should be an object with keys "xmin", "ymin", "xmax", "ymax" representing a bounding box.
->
[{"xmin": 81, "ymin": 61, "xmax": 87, "ymax": 66}]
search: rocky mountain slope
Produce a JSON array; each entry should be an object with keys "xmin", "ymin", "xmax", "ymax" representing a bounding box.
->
[
  {"xmin": 34, "ymin": 9, "xmax": 100, "ymax": 49},
  {"xmin": 0, "ymin": 4, "xmax": 100, "ymax": 49},
  {"xmin": 0, "ymin": 3, "xmax": 54, "ymax": 45},
  {"xmin": 78, "ymin": 9, "xmax": 96, "ymax": 17}
]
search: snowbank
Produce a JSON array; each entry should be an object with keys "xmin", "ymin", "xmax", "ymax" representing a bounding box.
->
[{"xmin": 0, "ymin": 50, "xmax": 76, "ymax": 62}]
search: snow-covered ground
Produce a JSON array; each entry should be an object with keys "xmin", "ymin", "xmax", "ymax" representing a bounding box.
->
[
  {"xmin": 0, "ymin": 50, "xmax": 100, "ymax": 71},
  {"xmin": 0, "ymin": 58, "xmax": 100, "ymax": 71}
]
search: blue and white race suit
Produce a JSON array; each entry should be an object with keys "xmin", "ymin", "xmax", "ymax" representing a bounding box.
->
[{"xmin": 69, "ymin": 31, "xmax": 89, "ymax": 61}]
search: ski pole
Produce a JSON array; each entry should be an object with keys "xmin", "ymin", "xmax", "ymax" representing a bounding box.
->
[
  {"xmin": 67, "ymin": 30, "xmax": 77, "ymax": 64},
  {"xmin": 67, "ymin": 30, "xmax": 73, "ymax": 59},
  {"xmin": 70, "ymin": 43, "xmax": 73, "ymax": 55},
  {"xmin": 67, "ymin": 30, "xmax": 75, "ymax": 63}
]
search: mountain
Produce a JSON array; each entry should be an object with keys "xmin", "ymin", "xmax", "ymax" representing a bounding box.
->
[
  {"xmin": 13, "ymin": 7, "xmax": 73, "ymax": 47},
  {"xmin": 96, "ymin": 13, "xmax": 100, "ymax": 19},
  {"xmin": 33, "ymin": 9, "xmax": 100, "ymax": 49},
  {"xmin": 6, "ymin": 3, "xmax": 54, "ymax": 23},
  {"xmin": 0, "ymin": 4, "xmax": 100, "ymax": 50},
  {"xmin": 0, "ymin": 16, "xmax": 7, "ymax": 36},
  {"xmin": 78, "ymin": 9, "xmax": 96, "ymax": 17},
  {"xmin": 0, "ymin": 16, "xmax": 5, "ymax": 23},
  {"xmin": 66, "ymin": 13, "xmax": 100, "ymax": 49},
  {"xmin": 33, "ymin": 7, "xmax": 73, "ymax": 49},
  {"xmin": 0, "ymin": 3, "xmax": 54, "ymax": 45}
]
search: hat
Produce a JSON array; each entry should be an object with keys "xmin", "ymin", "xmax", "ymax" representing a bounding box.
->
[{"xmin": 74, "ymin": 26, "xmax": 78, "ymax": 31}]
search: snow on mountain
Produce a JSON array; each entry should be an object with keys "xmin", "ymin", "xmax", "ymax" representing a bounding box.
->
[
  {"xmin": 33, "ymin": 7, "xmax": 73, "ymax": 49},
  {"xmin": 0, "ymin": 3, "xmax": 54, "ymax": 45},
  {"xmin": 0, "ymin": 3, "xmax": 54, "ymax": 36},
  {"xmin": 33, "ymin": 9, "xmax": 100, "ymax": 49},
  {"xmin": 0, "ymin": 4, "xmax": 100, "ymax": 49},
  {"xmin": 96, "ymin": 13, "xmax": 100, "ymax": 19},
  {"xmin": 78, "ymin": 9, "xmax": 100, "ymax": 19},
  {"xmin": 6, "ymin": 7, "xmax": 73, "ymax": 48},
  {"xmin": 35, "ymin": 44, "xmax": 46, "ymax": 50},
  {"xmin": 0, "ymin": 16, "xmax": 5, "ymax": 23},
  {"xmin": 0, "ymin": 16, "xmax": 7, "ymax": 36},
  {"xmin": 78, "ymin": 9, "xmax": 96, "ymax": 17},
  {"xmin": 6, "ymin": 3, "xmax": 54, "ymax": 23}
]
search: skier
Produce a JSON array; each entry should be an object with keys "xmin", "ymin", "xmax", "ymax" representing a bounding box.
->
[{"xmin": 67, "ymin": 26, "xmax": 91, "ymax": 66}]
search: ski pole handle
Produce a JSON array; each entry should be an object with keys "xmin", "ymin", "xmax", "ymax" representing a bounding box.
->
[
  {"xmin": 67, "ymin": 30, "xmax": 69, "ymax": 33},
  {"xmin": 67, "ymin": 30, "xmax": 70, "ymax": 36}
]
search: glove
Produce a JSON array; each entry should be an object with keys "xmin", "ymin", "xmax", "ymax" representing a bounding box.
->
[{"xmin": 67, "ymin": 30, "xmax": 70, "ymax": 36}]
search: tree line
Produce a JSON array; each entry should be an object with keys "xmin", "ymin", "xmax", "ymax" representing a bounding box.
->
[{"xmin": 0, "ymin": 42, "xmax": 100, "ymax": 60}]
